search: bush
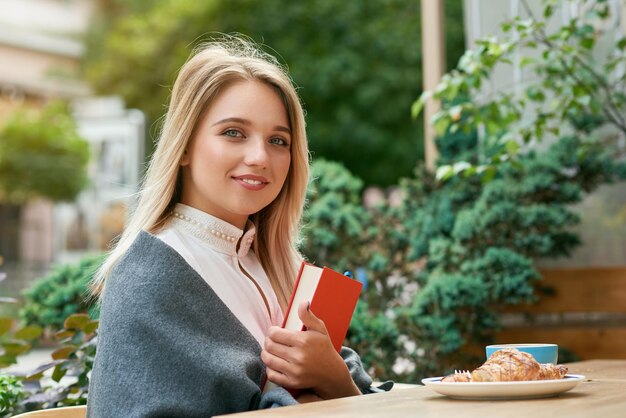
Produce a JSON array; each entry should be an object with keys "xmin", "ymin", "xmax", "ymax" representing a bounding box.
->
[
  {"xmin": 20, "ymin": 255, "xmax": 103, "ymax": 331},
  {"xmin": 300, "ymin": 159, "xmax": 370, "ymax": 272},
  {"xmin": 0, "ymin": 313, "xmax": 98, "ymax": 415},
  {"xmin": 0, "ymin": 373, "xmax": 23, "ymax": 417},
  {"xmin": 346, "ymin": 131, "xmax": 625, "ymax": 383},
  {"xmin": 353, "ymin": 0, "xmax": 626, "ymax": 382},
  {"xmin": 20, "ymin": 314, "xmax": 97, "ymax": 410},
  {"xmin": 0, "ymin": 101, "xmax": 89, "ymax": 204}
]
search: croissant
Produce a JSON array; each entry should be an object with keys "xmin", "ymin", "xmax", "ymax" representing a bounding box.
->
[
  {"xmin": 537, "ymin": 363, "xmax": 569, "ymax": 380},
  {"xmin": 441, "ymin": 372, "xmax": 471, "ymax": 383},
  {"xmin": 472, "ymin": 348, "xmax": 541, "ymax": 381},
  {"xmin": 441, "ymin": 348, "xmax": 568, "ymax": 383}
]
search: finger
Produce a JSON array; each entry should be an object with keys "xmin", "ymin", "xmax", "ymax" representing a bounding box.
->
[
  {"xmin": 298, "ymin": 300, "xmax": 327, "ymax": 334},
  {"xmin": 264, "ymin": 335, "xmax": 296, "ymax": 362},
  {"xmin": 267, "ymin": 325, "xmax": 303, "ymax": 347},
  {"xmin": 265, "ymin": 366, "xmax": 290, "ymax": 387},
  {"xmin": 261, "ymin": 349, "xmax": 292, "ymax": 375},
  {"xmin": 296, "ymin": 392, "xmax": 324, "ymax": 404},
  {"xmin": 263, "ymin": 357, "xmax": 307, "ymax": 389}
]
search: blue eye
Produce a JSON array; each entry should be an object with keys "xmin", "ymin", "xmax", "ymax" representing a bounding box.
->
[
  {"xmin": 270, "ymin": 137, "xmax": 290, "ymax": 147},
  {"xmin": 223, "ymin": 129, "xmax": 242, "ymax": 137}
]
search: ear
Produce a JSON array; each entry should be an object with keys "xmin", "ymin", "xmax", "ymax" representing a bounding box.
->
[{"xmin": 180, "ymin": 149, "xmax": 189, "ymax": 166}]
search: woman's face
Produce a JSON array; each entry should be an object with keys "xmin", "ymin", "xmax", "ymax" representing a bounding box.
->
[{"xmin": 180, "ymin": 80, "xmax": 292, "ymax": 229}]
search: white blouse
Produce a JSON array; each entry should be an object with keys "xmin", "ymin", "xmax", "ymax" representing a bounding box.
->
[{"xmin": 155, "ymin": 203, "xmax": 284, "ymax": 348}]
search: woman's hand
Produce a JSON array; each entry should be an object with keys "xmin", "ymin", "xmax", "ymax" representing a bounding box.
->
[
  {"xmin": 295, "ymin": 390, "xmax": 324, "ymax": 403},
  {"xmin": 261, "ymin": 301, "xmax": 362, "ymax": 400}
]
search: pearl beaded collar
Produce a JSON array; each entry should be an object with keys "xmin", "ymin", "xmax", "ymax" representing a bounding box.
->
[
  {"xmin": 172, "ymin": 211, "xmax": 238, "ymax": 243},
  {"xmin": 168, "ymin": 203, "xmax": 256, "ymax": 258}
]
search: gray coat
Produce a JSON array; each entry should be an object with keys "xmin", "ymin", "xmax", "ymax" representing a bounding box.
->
[{"xmin": 87, "ymin": 231, "xmax": 377, "ymax": 417}]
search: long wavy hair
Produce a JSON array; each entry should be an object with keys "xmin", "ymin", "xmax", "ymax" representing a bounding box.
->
[{"xmin": 91, "ymin": 37, "xmax": 309, "ymax": 311}]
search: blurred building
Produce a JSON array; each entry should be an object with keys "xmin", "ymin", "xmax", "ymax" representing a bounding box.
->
[
  {"xmin": 0, "ymin": 0, "xmax": 92, "ymax": 120},
  {"xmin": 57, "ymin": 96, "xmax": 145, "ymax": 264},
  {"xmin": 0, "ymin": 0, "xmax": 94, "ymax": 265},
  {"xmin": 0, "ymin": 0, "xmax": 144, "ymax": 267}
]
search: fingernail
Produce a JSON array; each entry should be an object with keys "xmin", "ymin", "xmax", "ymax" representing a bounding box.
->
[{"xmin": 306, "ymin": 301, "xmax": 310, "ymax": 311}]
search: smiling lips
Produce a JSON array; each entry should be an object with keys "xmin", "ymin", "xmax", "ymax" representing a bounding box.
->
[{"xmin": 233, "ymin": 175, "xmax": 270, "ymax": 190}]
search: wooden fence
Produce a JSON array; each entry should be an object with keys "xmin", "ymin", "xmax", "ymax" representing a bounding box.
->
[{"xmin": 495, "ymin": 267, "xmax": 626, "ymax": 360}]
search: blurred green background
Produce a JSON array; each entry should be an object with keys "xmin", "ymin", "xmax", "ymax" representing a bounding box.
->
[{"xmin": 84, "ymin": 0, "xmax": 466, "ymax": 186}]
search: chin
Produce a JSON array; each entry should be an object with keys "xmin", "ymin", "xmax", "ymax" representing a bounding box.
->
[
  {"xmin": 236, "ymin": 198, "xmax": 276, "ymax": 215},
  {"xmin": 233, "ymin": 205, "xmax": 267, "ymax": 218}
]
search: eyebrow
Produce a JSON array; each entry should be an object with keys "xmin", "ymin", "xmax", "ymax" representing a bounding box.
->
[{"xmin": 212, "ymin": 117, "xmax": 291, "ymax": 135}]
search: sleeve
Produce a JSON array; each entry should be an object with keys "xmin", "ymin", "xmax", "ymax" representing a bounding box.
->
[
  {"xmin": 258, "ymin": 387, "xmax": 299, "ymax": 409},
  {"xmin": 87, "ymin": 236, "xmax": 272, "ymax": 418},
  {"xmin": 340, "ymin": 346, "xmax": 395, "ymax": 394}
]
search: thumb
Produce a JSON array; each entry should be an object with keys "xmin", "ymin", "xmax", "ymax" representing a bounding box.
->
[{"xmin": 297, "ymin": 300, "xmax": 327, "ymax": 334}]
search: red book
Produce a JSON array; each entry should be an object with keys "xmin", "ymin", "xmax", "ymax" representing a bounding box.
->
[
  {"xmin": 282, "ymin": 261, "xmax": 363, "ymax": 351},
  {"xmin": 263, "ymin": 261, "xmax": 363, "ymax": 395}
]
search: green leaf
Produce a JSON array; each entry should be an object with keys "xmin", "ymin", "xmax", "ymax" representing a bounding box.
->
[
  {"xmin": 435, "ymin": 165, "xmax": 454, "ymax": 181},
  {"xmin": 526, "ymin": 87, "xmax": 545, "ymax": 102},
  {"xmin": 25, "ymin": 359, "xmax": 65, "ymax": 378},
  {"xmin": 480, "ymin": 166, "xmax": 496, "ymax": 183},
  {"xmin": 505, "ymin": 140, "xmax": 521, "ymax": 155},
  {"xmin": 14, "ymin": 325, "xmax": 43, "ymax": 340},
  {"xmin": 84, "ymin": 320, "xmax": 99, "ymax": 335},
  {"xmin": 0, "ymin": 354, "xmax": 17, "ymax": 367},
  {"xmin": 463, "ymin": 166, "xmax": 477, "ymax": 177},
  {"xmin": 52, "ymin": 363, "xmax": 67, "ymax": 382},
  {"xmin": 580, "ymin": 37, "xmax": 594, "ymax": 50},
  {"xmin": 0, "ymin": 317, "xmax": 13, "ymax": 336},
  {"xmin": 2, "ymin": 340, "xmax": 31, "ymax": 356},
  {"xmin": 543, "ymin": 4, "xmax": 553, "ymax": 18},
  {"xmin": 411, "ymin": 91, "xmax": 431, "ymax": 119},
  {"xmin": 64, "ymin": 313, "xmax": 90, "ymax": 331},
  {"xmin": 52, "ymin": 345, "xmax": 77, "ymax": 360},
  {"xmin": 55, "ymin": 329, "xmax": 76, "ymax": 341}
]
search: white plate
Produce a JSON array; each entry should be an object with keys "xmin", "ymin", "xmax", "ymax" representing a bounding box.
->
[{"xmin": 421, "ymin": 374, "xmax": 586, "ymax": 400}]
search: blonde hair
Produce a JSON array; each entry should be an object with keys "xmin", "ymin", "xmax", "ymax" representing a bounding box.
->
[{"xmin": 91, "ymin": 36, "xmax": 309, "ymax": 310}]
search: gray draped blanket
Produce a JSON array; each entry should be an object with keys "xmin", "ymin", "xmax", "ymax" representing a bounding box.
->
[{"xmin": 87, "ymin": 231, "xmax": 376, "ymax": 417}]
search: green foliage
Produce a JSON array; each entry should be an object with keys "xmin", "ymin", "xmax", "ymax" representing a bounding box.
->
[
  {"xmin": 0, "ymin": 373, "xmax": 23, "ymax": 417},
  {"xmin": 74, "ymin": 0, "xmax": 625, "ymax": 385},
  {"xmin": 20, "ymin": 255, "xmax": 103, "ymax": 331},
  {"xmin": 0, "ymin": 102, "xmax": 90, "ymax": 204},
  {"xmin": 378, "ymin": 0, "xmax": 626, "ymax": 379},
  {"xmin": 300, "ymin": 159, "xmax": 370, "ymax": 272},
  {"xmin": 85, "ymin": 0, "xmax": 213, "ymax": 126},
  {"xmin": 414, "ymin": 0, "xmax": 626, "ymax": 179},
  {"xmin": 346, "ymin": 301, "xmax": 401, "ymax": 378},
  {"xmin": 20, "ymin": 314, "xmax": 98, "ymax": 409},
  {"xmin": 349, "ymin": 127, "xmax": 625, "ymax": 382},
  {"xmin": 84, "ymin": 0, "xmax": 466, "ymax": 186},
  {"xmin": 0, "ymin": 315, "xmax": 43, "ymax": 369}
]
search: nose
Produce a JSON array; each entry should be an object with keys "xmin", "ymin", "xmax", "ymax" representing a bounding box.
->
[{"xmin": 243, "ymin": 138, "xmax": 269, "ymax": 168}]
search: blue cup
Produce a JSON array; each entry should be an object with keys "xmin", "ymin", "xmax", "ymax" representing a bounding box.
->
[{"xmin": 486, "ymin": 343, "xmax": 558, "ymax": 364}]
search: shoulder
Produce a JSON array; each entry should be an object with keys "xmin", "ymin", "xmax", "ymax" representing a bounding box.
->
[
  {"xmin": 101, "ymin": 231, "xmax": 206, "ymax": 312},
  {"xmin": 114, "ymin": 230, "xmax": 191, "ymax": 278}
]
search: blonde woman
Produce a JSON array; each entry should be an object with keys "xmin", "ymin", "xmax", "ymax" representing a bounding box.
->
[{"xmin": 87, "ymin": 37, "xmax": 381, "ymax": 417}]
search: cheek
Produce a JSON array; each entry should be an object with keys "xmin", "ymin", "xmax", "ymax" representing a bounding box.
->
[
  {"xmin": 277, "ymin": 157, "xmax": 291, "ymax": 184},
  {"xmin": 190, "ymin": 142, "xmax": 233, "ymax": 170}
]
